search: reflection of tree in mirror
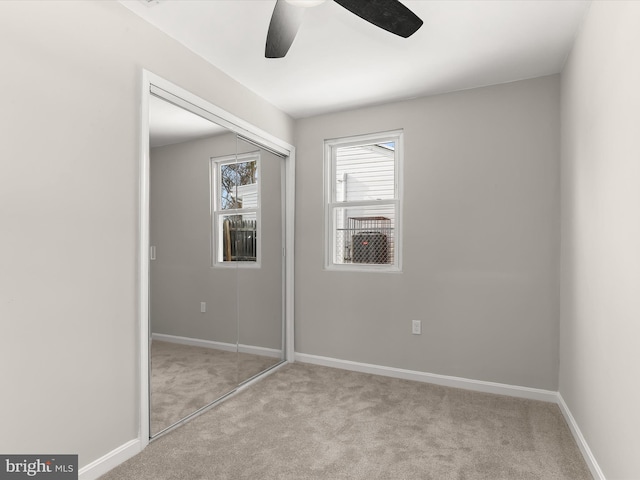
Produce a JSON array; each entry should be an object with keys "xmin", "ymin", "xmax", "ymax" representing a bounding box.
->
[{"xmin": 220, "ymin": 161, "xmax": 257, "ymax": 210}]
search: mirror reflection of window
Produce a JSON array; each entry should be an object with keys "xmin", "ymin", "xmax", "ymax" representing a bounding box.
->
[
  {"xmin": 213, "ymin": 153, "xmax": 261, "ymax": 264},
  {"xmin": 220, "ymin": 159, "xmax": 258, "ymax": 210}
]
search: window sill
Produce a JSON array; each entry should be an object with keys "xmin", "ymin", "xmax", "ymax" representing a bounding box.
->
[{"xmin": 324, "ymin": 264, "xmax": 402, "ymax": 274}]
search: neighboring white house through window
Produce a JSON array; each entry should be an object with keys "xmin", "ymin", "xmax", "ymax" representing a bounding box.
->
[
  {"xmin": 324, "ymin": 130, "xmax": 403, "ymax": 271},
  {"xmin": 211, "ymin": 152, "xmax": 260, "ymax": 266}
]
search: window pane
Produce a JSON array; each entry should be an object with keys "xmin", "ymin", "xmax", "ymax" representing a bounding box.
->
[
  {"xmin": 335, "ymin": 142, "xmax": 395, "ymax": 202},
  {"xmin": 220, "ymin": 160, "xmax": 258, "ymax": 210},
  {"xmin": 218, "ymin": 212, "xmax": 257, "ymax": 262},
  {"xmin": 332, "ymin": 204, "xmax": 396, "ymax": 265}
]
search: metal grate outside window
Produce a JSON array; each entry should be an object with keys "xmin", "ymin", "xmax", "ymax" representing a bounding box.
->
[{"xmin": 325, "ymin": 131, "xmax": 403, "ymax": 271}]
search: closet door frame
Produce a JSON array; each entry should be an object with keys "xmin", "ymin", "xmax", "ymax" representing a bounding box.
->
[{"xmin": 138, "ymin": 70, "xmax": 295, "ymax": 449}]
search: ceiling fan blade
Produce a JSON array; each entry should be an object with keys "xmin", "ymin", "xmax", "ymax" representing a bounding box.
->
[
  {"xmin": 333, "ymin": 0, "xmax": 423, "ymax": 38},
  {"xmin": 265, "ymin": 0, "xmax": 305, "ymax": 58}
]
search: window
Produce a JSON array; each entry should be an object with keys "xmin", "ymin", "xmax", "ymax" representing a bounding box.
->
[
  {"xmin": 211, "ymin": 152, "xmax": 260, "ymax": 266},
  {"xmin": 324, "ymin": 130, "xmax": 403, "ymax": 271}
]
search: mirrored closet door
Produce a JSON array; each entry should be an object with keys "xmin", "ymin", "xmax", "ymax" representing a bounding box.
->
[
  {"xmin": 234, "ymin": 137, "xmax": 285, "ymax": 384},
  {"xmin": 148, "ymin": 93, "xmax": 286, "ymax": 437}
]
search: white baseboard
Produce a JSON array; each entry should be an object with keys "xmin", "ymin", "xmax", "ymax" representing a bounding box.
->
[
  {"xmin": 238, "ymin": 343, "xmax": 282, "ymax": 359},
  {"xmin": 152, "ymin": 333, "xmax": 282, "ymax": 358},
  {"xmin": 79, "ymin": 439, "xmax": 141, "ymax": 480},
  {"xmin": 294, "ymin": 352, "xmax": 558, "ymax": 403},
  {"xmin": 557, "ymin": 394, "xmax": 606, "ymax": 480},
  {"xmin": 152, "ymin": 333, "xmax": 236, "ymax": 352}
]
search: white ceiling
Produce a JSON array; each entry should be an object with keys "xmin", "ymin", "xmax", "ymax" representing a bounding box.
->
[{"xmin": 124, "ymin": 0, "xmax": 590, "ymax": 119}]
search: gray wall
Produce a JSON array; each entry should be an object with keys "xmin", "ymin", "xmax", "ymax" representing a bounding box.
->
[
  {"xmin": 150, "ymin": 134, "xmax": 284, "ymax": 350},
  {"xmin": 560, "ymin": 1, "xmax": 640, "ymax": 478},
  {"xmin": 295, "ymin": 75, "xmax": 561, "ymax": 390},
  {"xmin": 0, "ymin": 0, "xmax": 292, "ymax": 470}
]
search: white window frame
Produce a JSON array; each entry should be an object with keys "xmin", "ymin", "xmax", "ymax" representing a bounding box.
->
[
  {"xmin": 324, "ymin": 130, "xmax": 403, "ymax": 272},
  {"xmin": 211, "ymin": 151, "xmax": 261, "ymax": 268}
]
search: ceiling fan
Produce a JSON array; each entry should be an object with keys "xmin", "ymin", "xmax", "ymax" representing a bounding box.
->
[{"xmin": 265, "ymin": 0, "xmax": 423, "ymax": 58}]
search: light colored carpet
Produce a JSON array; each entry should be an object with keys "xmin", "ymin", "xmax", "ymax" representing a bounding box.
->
[
  {"xmin": 105, "ymin": 362, "xmax": 592, "ymax": 479},
  {"xmin": 151, "ymin": 340, "xmax": 280, "ymax": 435}
]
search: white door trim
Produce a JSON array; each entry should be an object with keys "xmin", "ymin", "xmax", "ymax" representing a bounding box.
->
[{"xmin": 138, "ymin": 70, "xmax": 295, "ymax": 449}]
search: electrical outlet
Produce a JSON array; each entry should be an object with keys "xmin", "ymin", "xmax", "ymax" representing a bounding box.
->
[
  {"xmin": 200, "ymin": 302, "xmax": 206, "ymax": 313},
  {"xmin": 412, "ymin": 320, "xmax": 421, "ymax": 335}
]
